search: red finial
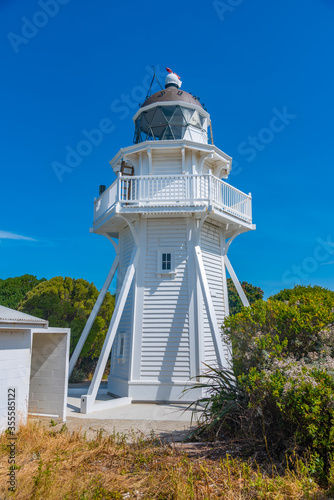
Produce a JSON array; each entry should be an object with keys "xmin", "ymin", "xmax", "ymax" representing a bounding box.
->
[{"xmin": 166, "ymin": 67, "xmax": 181, "ymax": 80}]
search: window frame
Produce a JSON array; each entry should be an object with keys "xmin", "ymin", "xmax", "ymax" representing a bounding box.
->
[
  {"xmin": 157, "ymin": 249, "xmax": 176, "ymax": 276},
  {"xmin": 116, "ymin": 331, "xmax": 125, "ymax": 363}
]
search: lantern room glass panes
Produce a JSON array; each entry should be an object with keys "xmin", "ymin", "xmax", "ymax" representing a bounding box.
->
[
  {"xmin": 180, "ymin": 107, "xmax": 193, "ymax": 122},
  {"xmin": 190, "ymin": 110, "xmax": 201, "ymax": 127},
  {"xmin": 162, "ymin": 107, "xmax": 175, "ymax": 120},
  {"xmin": 162, "ymin": 125, "xmax": 174, "ymax": 140},
  {"xmin": 134, "ymin": 105, "xmax": 207, "ymax": 144},
  {"xmin": 169, "ymin": 107, "xmax": 184, "ymax": 124}
]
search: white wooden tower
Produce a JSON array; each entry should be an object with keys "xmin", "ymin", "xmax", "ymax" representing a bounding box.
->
[{"xmin": 70, "ymin": 68, "xmax": 254, "ymax": 413}]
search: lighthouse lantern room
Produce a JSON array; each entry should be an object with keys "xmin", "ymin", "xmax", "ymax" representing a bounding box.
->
[{"xmin": 70, "ymin": 68, "xmax": 255, "ymax": 413}]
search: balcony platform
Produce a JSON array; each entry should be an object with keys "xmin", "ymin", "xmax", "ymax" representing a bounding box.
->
[{"xmin": 92, "ymin": 173, "xmax": 253, "ymax": 236}]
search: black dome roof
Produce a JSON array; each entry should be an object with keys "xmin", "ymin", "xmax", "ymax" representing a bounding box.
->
[{"xmin": 141, "ymin": 86, "xmax": 203, "ymax": 109}]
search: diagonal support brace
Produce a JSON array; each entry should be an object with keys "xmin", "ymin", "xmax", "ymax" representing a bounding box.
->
[
  {"xmin": 224, "ymin": 255, "xmax": 250, "ymax": 307},
  {"xmin": 68, "ymin": 255, "xmax": 120, "ymax": 378},
  {"xmin": 194, "ymin": 245, "xmax": 226, "ymax": 368},
  {"xmin": 81, "ymin": 245, "xmax": 140, "ymax": 413}
]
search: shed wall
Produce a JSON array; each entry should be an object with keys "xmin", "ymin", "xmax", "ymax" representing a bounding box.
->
[
  {"xmin": 29, "ymin": 331, "xmax": 68, "ymax": 420},
  {"xmin": 0, "ymin": 330, "xmax": 31, "ymax": 432}
]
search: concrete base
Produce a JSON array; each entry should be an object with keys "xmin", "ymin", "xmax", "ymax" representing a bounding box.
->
[
  {"xmin": 128, "ymin": 381, "xmax": 201, "ymax": 402},
  {"xmin": 67, "ymin": 394, "xmax": 200, "ymax": 422},
  {"xmin": 67, "ymin": 381, "xmax": 202, "ymax": 418},
  {"xmin": 80, "ymin": 394, "xmax": 132, "ymax": 414},
  {"xmin": 107, "ymin": 377, "xmax": 202, "ymax": 403}
]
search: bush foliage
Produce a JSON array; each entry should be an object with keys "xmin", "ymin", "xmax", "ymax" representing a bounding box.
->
[
  {"xmin": 19, "ymin": 276, "xmax": 115, "ymax": 374},
  {"xmin": 0, "ymin": 274, "xmax": 45, "ymax": 309},
  {"xmin": 227, "ymin": 278, "xmax": 263, "ymax": 315},
  {"xmin": 192, "ymin": 285, "xmax": 334, "ymax": 483},
  {"xmin": 225, "ymin": 285, "xmax": 334, "ymax": 374}
]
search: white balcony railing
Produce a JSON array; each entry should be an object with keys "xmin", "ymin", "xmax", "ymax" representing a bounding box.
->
[{"xmin": 94, "ymin": 174, "xmax": 252, "ymax": 224}]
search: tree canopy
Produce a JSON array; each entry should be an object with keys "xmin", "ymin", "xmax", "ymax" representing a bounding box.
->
[
  {"xmin": 0, "ymin": 274, "xmax": 46, "ymax": 310},
  {"xmin": 227, "ymin": 278, "xmax": 263, "ymax": 315},
  {"xmin": 19, "ymin": 276, "xmax": 115, "ymax": 373}
]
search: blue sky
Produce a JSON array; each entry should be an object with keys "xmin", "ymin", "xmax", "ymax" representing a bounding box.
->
[{"xmin": 0, "ymin": 0, "xmax": 333, "ymax": 298}]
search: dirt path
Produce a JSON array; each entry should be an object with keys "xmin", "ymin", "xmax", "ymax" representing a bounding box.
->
[{"xmin": 31, "ymin": 416, "xmax": 196, "ymax": 442}]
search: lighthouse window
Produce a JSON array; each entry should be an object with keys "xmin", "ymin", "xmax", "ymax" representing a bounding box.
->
[
  {"xmin": 117, "ymin": 332, "xmax": 125, "ymax": 361},
  {"xmin": 162, "ymin": 253, "xmax": 172, "ymax": 271},
  {"xmin": 157, "ymin": 250, "xmax": 175, "ymax": 275}
]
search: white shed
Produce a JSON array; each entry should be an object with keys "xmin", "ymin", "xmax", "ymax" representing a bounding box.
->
[{"xmin": 0, "ymin": 306, "xmax": 70, "ymax": 433}]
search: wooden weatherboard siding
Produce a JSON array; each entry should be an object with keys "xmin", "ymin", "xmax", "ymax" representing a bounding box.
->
[
  {"xmin": 152, "ymin": 149, "xmax": 182, "ymax": 175},
  {"xmin": 140, "ymin": 218, "xmax": 190, "ymax": 381}
]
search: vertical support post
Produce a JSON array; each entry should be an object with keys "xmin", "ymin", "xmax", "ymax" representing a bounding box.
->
[
  {"xmin": 191, "ymin": 151, "xmax": 195, "ymax": 202},
  {"xmin": 224, "ymin": 255, "xmax": 250, "ymax": 307},
  {"xmin": 68, "ymin": 255, "xmax": 120, "ymax": 378},
  {"xmin": 81, "ymin": 245, "xmax": 140, "ymax": 413},
  {"xmin": 184, "ymin": 174, "xmax": 189, "ymax": 202},
  {"xmin": 248, "ymin": 192, "xmax": 252, "ymax": 221},
  {"xmin": 186, "ymin": 219, "xmax": 201, "ymax": 379},
  {"xmin": 181, "ymin": 146, "xmax": 185, "ymax": 174},
  {"xmin": 117, "ymin": 172, "xmax": 121, "ymax": 203},
  {"xmin": 208, "ymin": 171, "xmax": 212, "ymax": 205},
  {"xmin": 209, "ymin": 120, "xmax": 214, "ymax": 145},
  {"xmin": 139, "ymin": 151, "xmax": 142, "ymax": 176},
  {"xmin": 139, "ymin": 157, "xmax": 143, "ymax": 204},
  {"xmin": 147, "ymin": 148, "xmax": 152, "ymax": 175}
]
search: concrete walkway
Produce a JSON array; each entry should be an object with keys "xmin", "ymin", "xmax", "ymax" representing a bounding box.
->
[{"xmin": 61, "ymin": 385, "xmax": 202, "ymax": 442}]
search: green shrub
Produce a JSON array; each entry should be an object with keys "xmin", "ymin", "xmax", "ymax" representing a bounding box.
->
[
  {"xmin": 222, "ymin": 285, "xmax": 334, "ymax": 374},
  {"xmin": 191, "ymin": 285, "xmax": 334, "ymax": 482},
  {"xmin": 245, "ymin": 356, "xmax": 334, "ymax": 480},
  {"xmin": 185, "ymin": 364, "xmax": 247, "ymax": 439},
  {"xmin": 227, "ymin": 278, "xmax": 264, "ymax": 315}
]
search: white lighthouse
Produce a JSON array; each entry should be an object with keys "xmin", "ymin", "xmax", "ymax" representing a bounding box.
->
[{"xmin": 70, "ymin": 68, "xmax": 254, "ymax": 413}]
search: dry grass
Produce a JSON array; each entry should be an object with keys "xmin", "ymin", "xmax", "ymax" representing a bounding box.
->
[{"xmin": 0, "ymin": 421, "xmax": 333, "ymax": 499}]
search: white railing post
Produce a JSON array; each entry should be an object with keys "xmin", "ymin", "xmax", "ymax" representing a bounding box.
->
[
  {"xmin": 248, "ymin": 192, "xmax": 252, "ymax": 221},
  {"xmin": 116, "ymin": 172, "xmax": 121, "ymax": 203},
  {"xmin": 208, "ymin": 172, "xmax": 212, "ymax": 206},
  {"xmin": 108, "ymin": 185, "xmax": 112, "ymax": 207}
]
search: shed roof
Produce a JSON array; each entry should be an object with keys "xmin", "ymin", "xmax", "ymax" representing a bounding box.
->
[{"xmin": 0, "ymin": 305, "xmax": 48, "ymax": 325}]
